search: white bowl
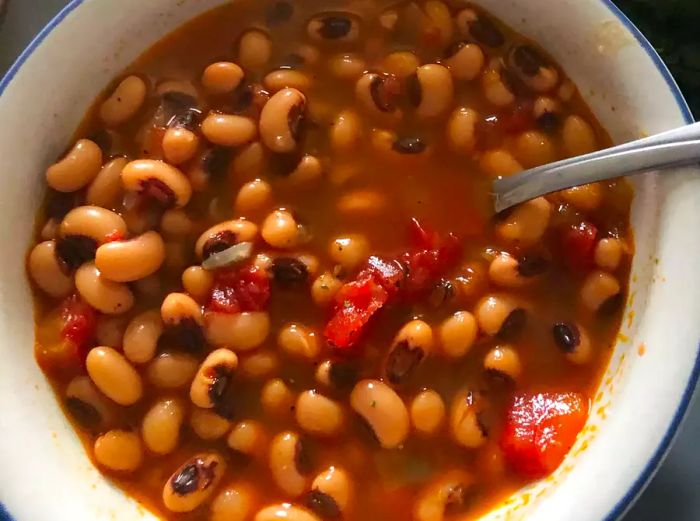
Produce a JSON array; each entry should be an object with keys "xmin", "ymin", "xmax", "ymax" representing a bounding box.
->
[{"xmin": 0, "ymin": 1, "xmax": 698, "ymax": 520}]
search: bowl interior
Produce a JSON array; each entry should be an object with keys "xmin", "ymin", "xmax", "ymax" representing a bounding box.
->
[{"xmin": 0, "ymin": 1, "xmax": 698, "ymax": 520}]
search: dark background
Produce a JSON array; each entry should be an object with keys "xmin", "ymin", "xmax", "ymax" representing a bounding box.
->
[{"xmin": 0, "ymin": 1, "xmax": 698, "ymax": 519}]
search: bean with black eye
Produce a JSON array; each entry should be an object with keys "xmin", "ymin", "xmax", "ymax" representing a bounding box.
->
[
  {"xmin": 65, "ymin": 375, "xmax": 117, "ymax": 430},
  {"xmin": 121, "ymin": 159, "xmax": 192, "ymax": 208},
  {"xmin": 270, "ymin": 257, "xmax": 309, "ymax": 287},
  {"xmin": 371, "ymin": 129, "xmax": 432, "ymax": 163},
  {"xmin": 195, "ymin": 219, "xmax": 258, "ymax": 260},
  {"xmin": 306, "ymin": 466, "xmax": 351, "ymax": 518},
  {"xmin": 580, "ymin": 270, "xmax": 621, "ymax": 313},
  {"xmin": 259, "ymin": 88, "xmax": 306, "ymax": 153},
  {"xmin": 28, "ymin": 240, "xmax": 74, "ymax": 297},
  {"xmin": 269, "ymin": 431, "xmax": 313, "ymax": 497},
  {"xmin": 553, "ymin": 321, "xmax": 593, "ymax": 364},
  {"xmin": 534, "ymin": 96, "xmax": 562, "ymax": 132},
  {"xmin": 315, "ymin": 360, "xmax": 358, "ymax": 390},
  {"xmin": 507, "ymin": 44, "xmax": 559, "ymax": 93},
  {"xmin": 355, "ymin": 72, "xmax": 402, "ymax": 121},
  {"xmin": 488, "ymin": 252, "xmax": 547, "ymax": 288},
  {"xmin": 495, "ymin": 197, "xmax": 552, "ymax": 247},
  {"xmin": 163, "ymin": 452, "xmax": 226, "ymax": 513},
  {"xmin": 450, "ymin": 390, "xmax": 487, "ymax": 449},
  {"xmin": 385, "ymin": 320, "xmax": 433, "ymax": 385},
  {"xmin": 475, "ymin": 293, "xmax": 527, "ymax": 339},
  {"xmin": 484, "ymin": 345, "xmax": 522, "ymax": 381},
  {"xmin": 190, "ymin": 348, "xmax": 238, "ymax": 414},
  {"xmin": 307, "ymin": 13, "xmax": 359, "ymax": 43},
  {"xmin": 481, "ymin": 60, "xmax": 516, "ymax": 108},
  {"xmin": 413, "ymin": 469, "xmax": 474, "ymax": 521},
  {"xmin": 255, "ymin": 503, "xmax": 321, "ymax": 521},
  {"xmin": 456, "ymin": 8, "xmax": 505, "ymax": 48},
  {"xmin": 161, "ymin": 292, "xmax": 206, "ymax": 352},
  {"xmin": 443, "ymin": 41, "xmax": 485, "ymax": 82},
  {"xmin": 59, "ymin": 206, "xmax": 127, "ymax": 258},
  {"xmin": 407, "ymin": 64, "xmax": 453, "ymax": 119},
  {"xmin": 350, "ymin": 379, "xmax": 409, "ymax": 449}
]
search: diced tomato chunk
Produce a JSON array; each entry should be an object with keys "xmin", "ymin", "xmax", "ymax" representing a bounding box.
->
[
  {"xmin": 401, "ymin": 232, "xmax": 461, "ymax": 299},
  {"xmin": 408, "ymin": 218, "xmax": 439, "ymax": 250},
  {"xmin": 365, "ymin": 256, "xmax": 405, "ymax": 298},
  {"xmin": 501, "ymin": 392, "xmax": 589, "ymax": 479},
  {"xmin": 324, "ymin": 272, "xmax": 389, "ymax": 353},
  {"xmin": 103, "ymin": 230, "xmax": 124, "ymax": 243},
  {"xmin": 208, "ymin": 265, "xmax": 270, "ymax": 313},
  {"xmin": 561, "ymin": 221, "xmax": 598, "ymax": 272},
  {"xmin": 60, "ymin": 295, "xmax": 97, "ymax": 350}
]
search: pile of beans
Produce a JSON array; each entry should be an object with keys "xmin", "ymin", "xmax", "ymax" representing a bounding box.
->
[{"xmin": 27, "ymin": 1, "xmax": 633, "ymax": 520}]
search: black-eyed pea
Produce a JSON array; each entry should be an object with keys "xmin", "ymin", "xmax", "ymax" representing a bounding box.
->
[
  {"xmin": 595, "ymin": 237, "xmax": 624, "ymax": 271},
  {"xmin": 161, "ymin": 209, "xmax": 194, "ymax": 237},
  {"xmin": 190, "ymin": 348, "xmax": 238, "ymax": 413},
  {"xmin": 86, "ymin": 346, "xmax": 143, "ymax": 405},
  {"xmin": 370, "ymin": 129, "xmax": 432, "ymax": 163},
  {"xmin": 311, "ymin": 271, "xmax": 342, "ymax": 307},
  {"xmin": 355, "ymin": 72, "xmax": 402, "ymax": 122},
  {"xmin": 46, "ymin": 138, "xmax": 103, "ymax": 193},
  {"xmin": 420, "ymin": 1, "xmax": 453, "ymax": 47},
  {"xmin": 202, "ymin": 113, "xmax": 258, "ymax": 147},
  {"xmin": 182, "ymin": 266, "xmax": 215, "ymax": 303},
  {"xmin": 93, "ymin": 430, "xmax": 143, "ymax": 472},
  {"xmin": 561, "ymin": 183, "xmax": 603, "ymax": 212},
  {"xmin": 290, "ymin": 43, "xmax": 321, "ymax": 66},
  {"xmin": 141, "ymin": 398, "xmax": 186, "ymax": 455},
  {"xmin": 381, "ymin": 51, "xmax": 419, "ymax": 79},
  {"xmin": 121, "ymin": 159, "xmax": 193, "ymax": 208},
  {"xmin": 161, "ymin": 292, "xmax": 205, "ymax": 351},
  {"xmin": 262, "ymin": 209, "xmax": 299, "ymax": 249},
  {"xmin": 269, "ymin": 256, "xmax": 310, "ymax": 286},
  {"xmin": 295, "ymin": 390, "xmax": 344, "ymax": 437},
  {"xmin": 481, "ymin": 61, "xmax": 515, "ymax": 107},
  {"xmin": 329, "ymin": 234, "xmax": 369, "ymax": 271},
  {"xmin": 350, "ymin": 379, "xmax": 409, "ymax": 449},
  {"xmin": 438, "ymin": 311, "xmax": 477, "ymax": 358},
  {"xmin": 474, "ymin": 293, "xmax": 527, "ymax": 339},
  {"xmin": 410, "ymin": 389, "xmax": 446, "ymax": 436},
  {"xmin": 558, "ymin": 79, "xmax": 576, "ymax": 102},
  {"xmin": 413, "ymin": 469, "xmax": 474, "ymax": 521},
  {"xmin": 99, "ymin": 75, "xmax": 147, "ymax": 126},
  {"xmin": 147, "ymin": 351, "xmax": 199, "ymax": 390},
  {"xmin": 488, "ymin": 252, "xmax": 548, "ymax": 288},
  {"xmin": 95, "ymin": 231, "xmax": 165, "ymax": 282},
  {"xmin": 295, "ymin": 253, "xmax": 320, "ymax": 279},
  {"xmin": 507, "ymin": 44, "xmax": 559, "ymax": 93},
  {"xmin": 484, "ymin": 345, "xmax": 522, "ymax": 381},
  {"xmin": 533, "ymin": 96, "xmax": 562, "ymax": 132},
  {"xmin": 204, "ymin": 311, "xmax": 270, "ymax": 350},
  {"xmin": 553, "ymin": 321, "xmax": 593, "ymax": 364},
  {"xmin": 75, "ymin": 262, "xmax": 133, "ymax": 314},
  {"xmin": 238, "ymin": 29, "xmax": 272, "ymax": 70},
  {"xmin": 513, "ymin": 130, "xmax": 557, "ymax": 168},
  {"xmin": 479, "ymin": 149, "xmax": 523, "ymax": 178},
  {"xmin": 286, "ymin": 155, "xmax": 323, "ymax": 186},
  {"xmin": 163, "ymin": 452, "xmax": 226, "ymax": 513},
  {"xmin": 255, "ymin": 503, "xmax": 320, "ymax": 521},
  {"xmin": 446, "ymin": 107, "xmax": 478, "ymax": 154},
  {"xmin": 450, "ymin": 390, "xmax": 487, "ymax": 448},
  {"xmin": 456, "ymin": 8, "xmax": 504, "ymax": 47},
  {"xmin": 315, "ymin": 360, "xmax": 358, "ymax": 391},
  {"xmin": 443, "ymin": 41, "xmax": 484, "ymax": 82},
  {"xmin": 227, "ymin": 419, "xmax": 269, "ymax": 458},
  {"xmin": 28, "ymin": 240, "xmax": 74, "ymax": 297},
  {"xmin": 163, "ymin": 127, "xmax": 200, "ymax": 165},
  {"xmin": 495, "ymin": 197, "xmax": 552, "ymax": 247},
  {"xmin": 261, "ymin": 378, "xmax": 295, "ymax": 417},
  {"xmin": 195, "ymin": 219, "xmax": 258, "ymax": 261},
  {"xmin": 86, "ymin": 157, "xmax": 127, "ymax": 208},
  {"xmin": 307, "ymin": 13, "xmax": 359, "ymax": 43},
  {"xmin": 337, "ymin": 189, "xmax": 386, "ymax": 216},
  {"xmin": 65, "ymin": 375, "xmax": 117, "ymax": 430},
  {"xmin": 306, "ymin": 466, "xmax": 351, "ymax": 517},
  {"xmin": 235, "ymin": 179, "xmax": 273, "ymax": 215},
  {"xmin": 264, "ymin": 69, "xmax": 312, "ymax": 93},
  {"xmin": 385, "ymin": 320, "xmax": 433, "ymax": 385},
  {"xmin": 407, "ymin": 64, "xmax": 454, "ymax": 119},
  {"xmin": 278, "ymin": 323, "xmax": 320, "ymax": 360},
  {"xmin": 562, "ymin": 115, "xmax": 598, "ymax": 157},
  {"xmin": 123, "ymin": 309, "xmax": 163, "ymax": 364},
  {"xmin": 239, "ymin": 350, "xmax": 280, "ymax": 380},
  {"xmin": 269, "ymin": 431, "xmax": 312, "ymax": 497},
  {"xmin": 58, "ymin": 206, "xmax": 127, "ymax": 261},
  {"xmin": 580, "ymin": 270, "xmax": 621, "ymax": 312},
  {"xmin": 330, "ymin": 109, "xmax": 363, "ymax": 155},
  {"xmin": 211, "ymin": 482, "xmax": 258, "ymax": 521},
  {"xmin": 202, "ymin": 61, "xmax": 244, "ymax": 94},
  {"xmin": 94, "ymin": 315, "xmax": 127, "ymax": 348},
  {"xmin": 327, "ymin": 53, "xmax": 366, "ymax": 80},
  {"xmin": 190, "ymin": 408, "xmax": 233, "ymax": 440},
  {"xmin": 259, "ymin": 88, "xmax": 306, "ymax": 153}
]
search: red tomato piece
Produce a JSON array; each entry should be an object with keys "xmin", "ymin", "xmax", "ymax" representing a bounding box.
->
[
  {"xmin": 60, "ymin": 295, "xmax": 97, "ymax": 351},
  {"xmin": 324, "ymin": 272, "xmax": 389, "ymax": 353},
  {"xmin": 501, "ymin": 392, "xmax": 589, "ymax": 479},
  {"xmin": 208, "ymin": 265, "xmax": 270, "ymax": 313},
  {"xmin": 408, "ymin": 218, "xmax": 439, "ymax": 250},
  {"xmin": 365, "ymin": 256, "xmax": 405, "ymax": 298},
  {"xmin": 401, "ymin": 232, "xmax": 461, "ymax": 299},
  {"xmin": 103, "ymin": 230, "xmax": 124, "ymax": 243},
  {"xmin": 562, "ymin": 221, "xmax": 598, "ymax": 272}
]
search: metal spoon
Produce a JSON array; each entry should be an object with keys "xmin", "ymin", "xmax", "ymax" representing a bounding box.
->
[{"xmin": 492, "ymin": 121, "xmax": 700, "ymax": 213}]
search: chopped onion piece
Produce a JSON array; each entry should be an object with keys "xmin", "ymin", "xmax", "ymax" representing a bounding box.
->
[{"xmin": 202, "ymin": 241, "xmax": 254, "ymax": 270}]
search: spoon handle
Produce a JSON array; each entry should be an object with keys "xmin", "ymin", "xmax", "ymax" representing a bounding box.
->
[{"xmin": 493, "ymin": 121, "xmax": 700, "ymax": 213}]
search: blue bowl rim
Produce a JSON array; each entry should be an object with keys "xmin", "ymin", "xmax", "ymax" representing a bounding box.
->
[{"xmin": 0, "ymin": 0, "xmax": 696, "ymax": 520}]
